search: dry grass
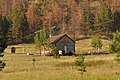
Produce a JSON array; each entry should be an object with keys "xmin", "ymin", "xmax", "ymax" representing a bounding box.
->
[
  {"xmin": 76, "ymin": 39, "xmax": 110, "ymax": 53},
  {"xmin": 5, "ymin": 39, "xmax": 110, "ymax": 54},
  {"xmin": 0, "ymin": 53, "xmax": 120, "ymax": 80},
  {"xmin": 5, "ymin": 44, "xmax": 36, "ymax": 54},
  {"xmin": 2, "ymin": 39, "xmax": 120, "ymax": 80}
]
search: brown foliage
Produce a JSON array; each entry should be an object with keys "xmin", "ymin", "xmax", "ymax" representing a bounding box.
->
[{"xmin": 26, "ymin": 3, "xmax": 37, "ymax": 32}]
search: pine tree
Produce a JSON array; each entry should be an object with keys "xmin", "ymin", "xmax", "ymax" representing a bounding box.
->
[
  {"xmin": 9, "ymin": 3, "xmax": 29, "ymax": 44},
  {"xmin": 21, "ymin": 13, "xmax": 29, "ymax": 42},
  {"xmin": 0, "ymin": 17, "xmax": 9, "ymax": 53},
  {"xmin": 94, "ymin": 12, "xmax": 103, "ymax": 35},
  {"xmin": 81, "ymin": 9, "xmax": 94, "ymax": 38},
  {"xmin": 75, "ymin": 54, "xmax": 86, "ymax": 74},
  {"xmin": 0, "ymin": 16, "xmax": 9, "ymax": 71},
  {"xmin": 112, "ymin": 10, "xmax": 120, "ymax": 32},
  {"xmin": 94, "ymin": 3, "xmax": 113, "ymax": 36},
  {"xmin": 35, "ymin": 0, "xmax": 44, "ymax": 17}
]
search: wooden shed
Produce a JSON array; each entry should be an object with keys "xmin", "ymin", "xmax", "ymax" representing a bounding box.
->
[{"xmin": 50, "ymin": 34, "xmax": 75, "ymax": 56}]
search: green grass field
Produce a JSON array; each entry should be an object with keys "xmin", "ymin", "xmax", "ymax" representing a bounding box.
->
[{"xmin": 1, "ymin": 39, "xmax": 120, "ymax": 80}]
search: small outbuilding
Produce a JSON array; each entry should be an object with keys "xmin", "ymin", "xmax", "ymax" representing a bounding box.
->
[
  {"xmin": 11, "ymin": 47, "xmax": 16, "ymax": 53},
  {"xmin": 50, "ymin": 34, "xmax": 75, "ymax": 56}
]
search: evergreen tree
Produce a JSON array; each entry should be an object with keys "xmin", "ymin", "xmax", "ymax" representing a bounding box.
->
[
  {"xmin": 81, "ymin": 9, "xmax": 94, "ymax": 38},
  {"xmin": 0, "ymin": 16, "xmax": 9, "ymax": 71},
  {"xmin": 75, "ymin": 54, "xmax": 86, "ymax": 74},
  {"xmin": 21, "ymin": 13, "xmax": 29, "ymax": 42},
  {"xmin": 34, "ymin": 0, "xmax": 56, "ymax": 19},
  {"xmin": 9, "ymin": 3, "xmax": 29, "ymax": 44},
  {"xmin": 35, "ymin": 0, "xmax": 44, "ymax": 17},
  {"xmin": 94, "ymin": 12, "xmax": 103, "ymax": 35},
  {"xmin": 94, "ymin": 3, "xmax": 113, "ymax": 36},
  {"xmin": 0, "ymin": 17, "xmax": 9, "ymax": 53},
  {"xmin": 112, "ymin": 10, "xmax": 120, "ymax": 32}
]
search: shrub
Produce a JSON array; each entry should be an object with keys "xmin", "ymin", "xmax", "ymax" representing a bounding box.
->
[
  {"xmin": 0, "ymin": 54, "xmax": 6, "ymax": 71},
  {"xmin": 32, "ymin": 58, "xmax": 36, "ymax": 63},
  {"xmin": 91, "ymin": 37, "xmax": 103, "ymax": 54},
  {"xmin": 109, "ymin": 31, "xmax": 120, "ymax": 63},
  {"xmin": 75, "ymin": 54, "xmax": 86, "ymax": 74},
  {"xmin": 109, "ymin": 31, "xmax": 120, "ymax": 53},
  {"xmin": 0, "ymin": 61, "xmax": 6, "ymax": 70},
  {"xmin": 115, "ymin": 53, "xmax": 120, "ymax": 63},
  {"xmin": 52, "ymin": 47, "xmax": 60, "ymax": 59},
  {"xmin": 32, "ymin": 57, "xmax": 36, "ymax": 69}
]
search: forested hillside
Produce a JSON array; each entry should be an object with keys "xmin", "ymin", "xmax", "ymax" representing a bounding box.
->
[{"xmin": 0, "ymin": 0, "xmax": 120, "ymax": 44}]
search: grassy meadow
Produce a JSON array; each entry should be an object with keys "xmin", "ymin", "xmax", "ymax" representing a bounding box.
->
[
  {"xmin": 76, "ymin": 39, "xmax": 110, "ymax": 53},
  {"xmin": 0, "ymin": 53, "xmax": 120, "ymax": 80},
  {"xmin": 5, "ymin": 39, "xmax": 110, "ymax": 54},
  {"xmin": 0, "ymin": 39, "xmax": 120, "ymax": 80}
]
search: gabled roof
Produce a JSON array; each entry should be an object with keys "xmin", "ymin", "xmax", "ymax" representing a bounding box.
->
[{"xmin": 50, "ymin": 34, "xmax": 75, "ymax": 44}]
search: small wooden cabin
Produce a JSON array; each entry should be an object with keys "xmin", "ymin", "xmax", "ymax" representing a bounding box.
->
[{"xmin": 50, "ymin": 34, "xmax": 75, "ymax": 56}]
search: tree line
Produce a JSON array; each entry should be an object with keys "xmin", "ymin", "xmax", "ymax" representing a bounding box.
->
[{"xmin": 0, "ymin": 0, "xmax": 120, "ymax": 45}]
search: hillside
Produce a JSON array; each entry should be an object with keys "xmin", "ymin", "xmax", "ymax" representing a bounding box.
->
[
  {"xmin": 76, "ymin": 39, "xmax": 110, "ymax": 53},
  {"xmin": 0, "ymin": 0, "xmax": 120, "ymax": 44},
  {"xmin": 5, "ymin": 39, "xmax": 110, "ymax": 54}
]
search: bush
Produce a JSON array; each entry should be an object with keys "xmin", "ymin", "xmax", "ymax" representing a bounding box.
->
[
  {"xmin": 0, "ymin": 54, "xmax": 6, "ymax": 71},
  {"xmin": 75, "ymin": 54, "xmax": 85, "ymax": 66},
  {"xmin": 109, "ymin": 31, "xmax": 120, "ymax": 63},
  {"xmin": 32, "ymin": 58, "xmax": 36, "ymax": 63},
  {"xmin": 115, "ymin": 53, "xmax": 120, "ymax": 63},
  {"xmin": 75, "ymin": 54, "xmax": 86, "ymax": 74},
  {"xmin": 52, "ymin": 47, "xmax": 60, "ymax": 59},
  {"xmin": 32, "ymin": 57, "xmax": 36, "ymax": 69},
  {"xmin": 109, "ymin": 31, "xmax": 120, "ymax": 53},
  {"xmin": 91, "ymin": 37, "xmax": 103, "ymax": 54},
  {"xmin": 0, "ymin": 61, "xmax": 6, "ymax": 70}
]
